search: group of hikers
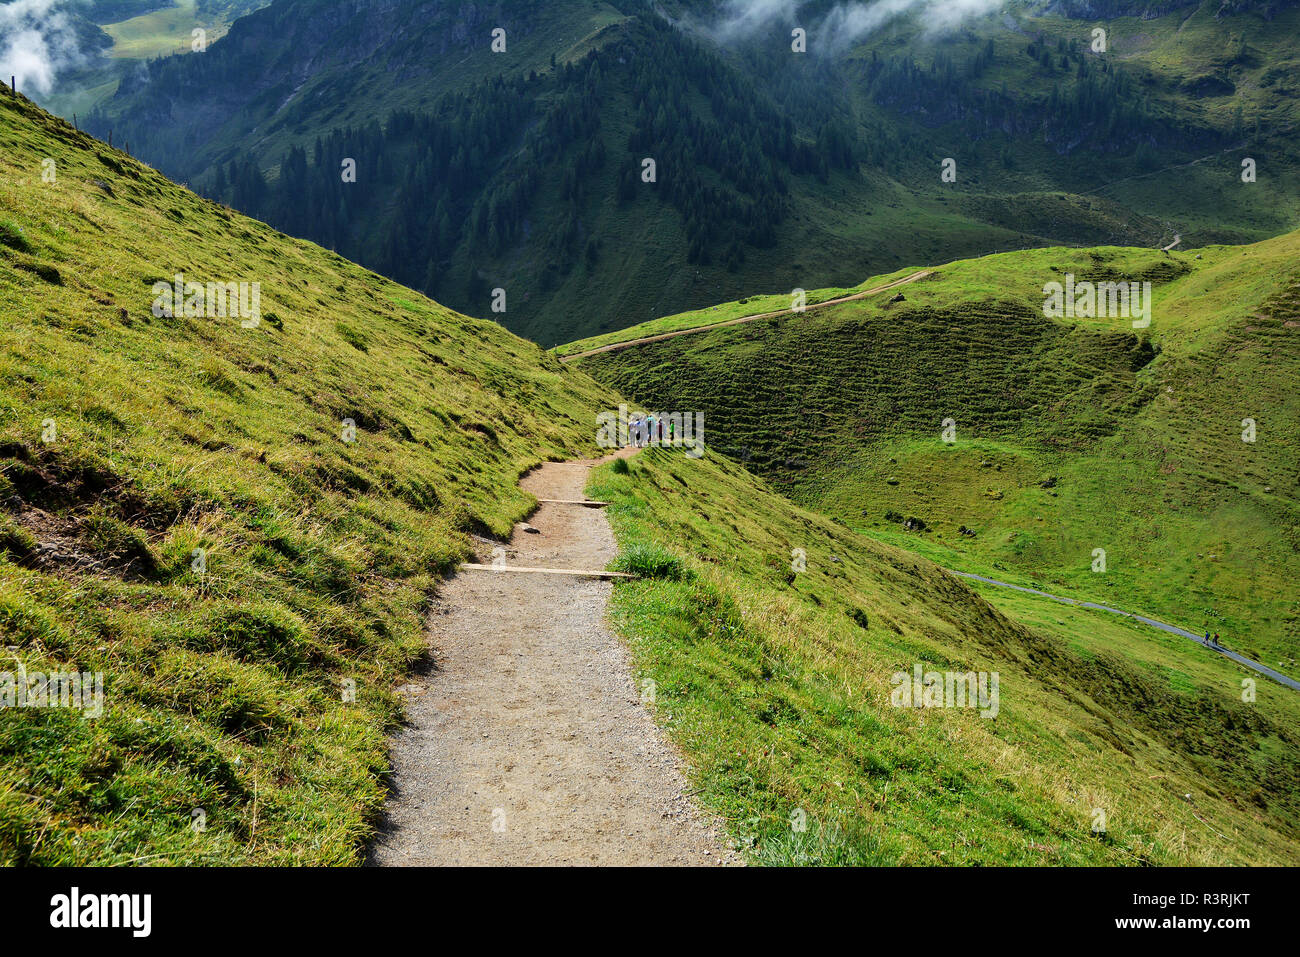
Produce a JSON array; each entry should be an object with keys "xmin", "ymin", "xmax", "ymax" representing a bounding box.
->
[
  {"xmin": 627, "ymin": 413, "xmax": 677, "ymax": 447},
  {"xmin": 1206, "ymin": 630, "xmax": 1223, "ymax": 648},
  {"xmin": 596, "ymin": 405, "xmax": 705, "ymax": 458}
]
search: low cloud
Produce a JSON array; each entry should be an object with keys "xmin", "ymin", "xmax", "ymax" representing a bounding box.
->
[
  {"xmin": 702, "ymin": 0, "xmax": 801, "ymax": 43},
  {"xmin": 698, "ymin": 0, "xmax": 1006, "ymax": 52},
  {"xmin": 0, "ymin": 0, "xmax": 86, "ymax": 96}
]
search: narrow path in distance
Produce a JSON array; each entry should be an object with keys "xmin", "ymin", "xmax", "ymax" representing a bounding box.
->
[
  {"xmin": 948, "ymin": 570, "xmax": 1300, "ymax": 692},
  {"xmin": 559, "ymin": 269, "xmax": 932, "ymax": 362},
  {"xmin": 370, "ymin": 451, "xmax": 739, "ymax": 865}
]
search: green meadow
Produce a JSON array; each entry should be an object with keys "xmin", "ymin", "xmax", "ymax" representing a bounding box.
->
[{"xmin": 588, "ymin": 446, "xmax": 1300, "ymax": 864}]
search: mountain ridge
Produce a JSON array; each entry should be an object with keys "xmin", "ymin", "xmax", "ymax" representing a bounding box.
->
[{"xmin": 63, "ymin": 0, "xmax": 1300, "ymax": 345}]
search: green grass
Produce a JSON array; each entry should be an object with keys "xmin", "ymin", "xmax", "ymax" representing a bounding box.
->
[
  {"xmin": 571, "ymin": 235, "xmax": 1300, "ymax": 670},
  {"xmin": 588, "ymin": 446, "xmax": 1300, "ymax": 865},
  {"xmin": 554, "ymin": 264, "xmax": 921, "ymax": 357},
  {"xmin": 0, "ymin": 91, "xmax": 617, "ymax": 865},
  {"xmin": 104, "ymin": 1, "xmax": 229, "ymax": 59},
  {"xmin": 609, "ymin": 541, "xmax": 691, "ymax": 581}
]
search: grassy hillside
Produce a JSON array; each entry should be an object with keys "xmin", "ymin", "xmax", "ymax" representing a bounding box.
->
[
  {"xmin": 554, "ymin": 263, "xmax": 925, "ymax": 357},
  {"xmin": 0, "ymin": 89, "xmax": 617, "ymax": 865},
  {"xmin": 101, "ymin": 0, "xmax": 269, "ymax": 59},
  {"xmin": 570, "ymin": 235, "xmax": 1300, "ymax": 674},
  {"xmin": 588, "ymin": 446, "xmax": 1300, "ymax": 864}
]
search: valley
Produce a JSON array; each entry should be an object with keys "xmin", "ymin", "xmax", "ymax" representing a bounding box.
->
[{"xmin": 26, "ymin": 0, "xmax": 1294, "ymax": 343}]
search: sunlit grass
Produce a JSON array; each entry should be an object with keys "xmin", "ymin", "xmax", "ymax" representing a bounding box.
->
[
  {"xmin": 0, "ymin": 92, "xmax": 616, "ymax": 865},
  {"xmin": 590, "ymin": 447, "xmax": 1300, "ymax": 865}
]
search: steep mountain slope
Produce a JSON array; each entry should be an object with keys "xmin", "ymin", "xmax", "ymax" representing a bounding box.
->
[
  {"xmin": 68, "ymin": 0, "xmax": 1300, "ymax": 345},
  {"xmin": 83, "ymin": 0, "xmax": 633, "ymax": 176},
  {"xmin": 0, "ymin": 89, "xmax": 617, "ymax": 864},
  {"xmin": 567, "ymin": 235, "xmax": 1300, "ymax": 672}
]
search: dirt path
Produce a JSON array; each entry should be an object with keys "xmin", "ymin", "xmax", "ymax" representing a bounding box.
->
[
  {"xmin": 948, "ymin": 570, "xmax": 1300, "ymax": 692},
  {"xmin": 369, "ymin": 453, "xmax": 739, "ymax": 866},
  {"xmin": 559, "ymin": 269, "xmax": 932, "ymax": 362}
]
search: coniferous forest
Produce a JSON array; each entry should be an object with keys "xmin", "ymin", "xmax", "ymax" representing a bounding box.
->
[{"xmin": 82, "ymin": 1, "xmax": 1248, "ymax": 343}]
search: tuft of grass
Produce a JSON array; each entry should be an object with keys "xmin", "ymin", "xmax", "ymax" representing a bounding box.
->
[
  {"xmin": 611, "ymin": 542, "xmax": 691, "ymax": 581},
  {"xmin": 0, "ymin": 516, "xmax": 37, "ymax": 562},
  {"xmin": 0, "ymin": 219, "xmax": 33, "ymax": 253},
  {"xmin": 80, "ymin": 503, "xmax": 158, "ymax": 577},
  {"xmin": 753, "ymin": 815, "xmax": 893, "ymax": 867}
]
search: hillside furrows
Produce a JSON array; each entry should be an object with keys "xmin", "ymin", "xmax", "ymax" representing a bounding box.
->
[{"xmin": 581, "ymin": 299, "xmax": 1158, "ymax": 478}]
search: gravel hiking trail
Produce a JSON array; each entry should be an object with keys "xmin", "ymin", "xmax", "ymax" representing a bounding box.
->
[{"xmin": 370, "ymin": 452, "xmax": 739, "ymax": 866}]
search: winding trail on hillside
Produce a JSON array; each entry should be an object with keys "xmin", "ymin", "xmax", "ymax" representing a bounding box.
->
[
  {"xmin": 947, "ymin": 570, "xmax": 1300, "ymax": 692},
  {"xmin": 559, "ymin": 269, "xmax": 932, "ymax": 362},
  {"xmin": 369, "ymin": 450, "xmax": 739, "ymax": 866}
]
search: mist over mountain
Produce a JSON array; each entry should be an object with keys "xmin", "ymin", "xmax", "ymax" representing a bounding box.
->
[{"xmin": 0, "ymin": 0, "xmax": 106, "ymax": 95}]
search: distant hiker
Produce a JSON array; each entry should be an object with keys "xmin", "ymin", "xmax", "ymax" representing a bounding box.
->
[
  {"xmin": 629, "ymin": 416, "xmax": 643, "ymax": 447},
  {"xmin": 1205, "ymin": 631, "xmax": 1212, "ymax": 645},
  {"xmin": 1213, "ymin": 633, "xmax": 1220, "ymax": 647},
  {"xmin": 668, "ymin": 419, "xmax": 676, "ymax": 444},
  {"xmin": 645, "ymin": 414, "xmax": 657, "ymax": 446}
]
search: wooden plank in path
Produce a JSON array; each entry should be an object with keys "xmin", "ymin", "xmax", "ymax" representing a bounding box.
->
[{"xmin": 460, "ymin": 563, "xmax": 637, "ymax": 579}]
